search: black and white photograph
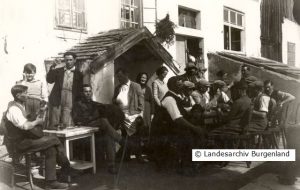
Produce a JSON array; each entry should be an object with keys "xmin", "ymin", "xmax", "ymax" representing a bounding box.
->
[{"xmin": 0, "ymin": 0, "xmax": 300, "ymax": 189}]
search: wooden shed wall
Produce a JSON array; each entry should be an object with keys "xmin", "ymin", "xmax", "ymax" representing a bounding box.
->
[{"xmin": 261, "ymin": 0, "xmax": 296, "ymax": 62}]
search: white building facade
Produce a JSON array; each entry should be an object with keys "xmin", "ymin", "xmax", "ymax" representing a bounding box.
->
[
  {"xmin": 2, "ymin": 0, "xmax": 292, "ymax": 113},
  {"xmin": 143, "ymin": 0, "xmax": 262, "ymax": 74},
  {"xmin": 0, "ymin": 0, "xmax": 124, "ymax": 112}
]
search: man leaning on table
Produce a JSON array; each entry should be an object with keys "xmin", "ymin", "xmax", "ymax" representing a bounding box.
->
[{"xmin": 5, "ymin": 84, "xmax": 79, "ymax": 190}]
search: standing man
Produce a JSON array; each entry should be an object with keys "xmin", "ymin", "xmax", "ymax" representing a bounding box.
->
[
  {"xmin": 248, "ymin": 81, "xmax": 270, "ymax": 131},
  {"xmin": 180, "ymin": 62, "xmax": 199, "ymax": 84},
  {"xmin": 240, "ymin": 64, "xmax": 251, "ymax": 82},
  {"xmin": 112, "ymin": 68, "xmax": 144, "ymax": 136},
  {"xmin": 5, "ymin": 85, "xmax": 78, "ymax": 189},
  {"xmin": 112, "ymin": 68, "xmax": 145, "ymax": 161},
  {"xmin": 264, "ymin": 80, "xmax": 295, "ymax": 108},
  {"xmin": 46, "ymin": 52, "xmax": 83, "ymax": 129},
  {"xmin": 231, "ymin": 64, "xmax": 252, "ymax": 101}
]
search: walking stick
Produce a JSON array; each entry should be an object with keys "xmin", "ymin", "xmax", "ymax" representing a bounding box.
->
[{"xmin": 114, "ymin": 134, "xmax": 128, "ymax": 187}]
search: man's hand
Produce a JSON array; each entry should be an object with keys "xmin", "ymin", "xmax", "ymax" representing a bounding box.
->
[
  {"xmin": 35, "ymin": 117, "xmax": 44, "ymax": 125},
  {"xmin": 50, "ymin": 59, "xmax": 60, "ymax": 70}
]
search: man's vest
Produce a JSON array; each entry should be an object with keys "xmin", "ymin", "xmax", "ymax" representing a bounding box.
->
[
  {"xmin": 5, "ymin": 101, "xmax": 30, "ymax": 143},
  {"xmin": 151, "ymin": 91, "xmax": 187, "ymax": 136}
]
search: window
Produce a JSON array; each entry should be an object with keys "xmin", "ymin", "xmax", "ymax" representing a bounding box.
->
[
  {"xmin": 121, "ymin": 0, "xmax": 141, "ymax": 28},
  {"xmin": 223, "ymin": 7, "xmax": 244, "ymax": 51},
  {"xmin": 178, "ymin": 7, "xmax": 200, "ymax": 29},
  {"xmin": 55, "ymin": 0, "xmax": 86, "ymax": 31},
  {"xmin": 176, "ymin": 35, "xmax": 204, "ymax": 69},
  {"xmin": 287, "ymin": 42, "xmax": 296, "ymax": 66}
]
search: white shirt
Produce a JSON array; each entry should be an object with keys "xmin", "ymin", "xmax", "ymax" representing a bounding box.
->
[
  {"xmin": 116, "ymin": 80, "xmax": 131, "ymax": 112},
  {"xmin": 221, "ymin": 91, "xmax": 230, "ymax": 103},
  {"xmin": 259, "ymin": 95, "xmax": 270, "ymax": 112},
  {"xmin": 191, "ymin": 90, "xmax": 210, "ymax": 108},
  {"xmin": 16, "ymin": 79, "xmax": 48, "ymax": 102},
  {"xmin": 6, "ymin": 102, "xmax": 27, "ymax": 130},
  {"xmin": 161, "ymin": 91, "xmax": 183, "ymax": 121}
]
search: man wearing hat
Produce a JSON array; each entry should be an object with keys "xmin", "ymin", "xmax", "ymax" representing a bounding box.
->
[
  {"xmin": 223, "ymin": 81, "xmax": 251, "ymax": 129},
  {"xmin": 196, "ymin": 64, "xmax": 207, "ymax": 80},
  {"xmin": 181, "ymin": 81, "xmax": 196, "ymax": 111},
  {"xmin": 248, "ymin": 80, "xmax": 270, "ymax": 131},
  {"xmin": 180, "ymin": 62, "xmax": 199, "ymax": 84},
  {"xmin": 210, "ymin": 80, "xmax": 231, "ymax": 107},
  {"xmin": 191, "ymin": 79, "xmax": 211, "ymax": 109}
]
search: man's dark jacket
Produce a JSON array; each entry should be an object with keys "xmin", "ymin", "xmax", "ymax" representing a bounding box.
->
[{"xmin": 46, "ymin": 66, "xmax": 83, "ymax": 106}]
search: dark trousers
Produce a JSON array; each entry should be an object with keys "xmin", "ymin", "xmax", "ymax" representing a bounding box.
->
[
  {"xmin": 171, "ymin": 124, "xmax": 194, "ymax": 168},
  {"xmin": 87, "ymin": 118, "xmax": 122, "ymax": 166},
  {"xmin": 17, "ymin": 136, "xmax": 70, "ymax": 181},
  {"xmin": 151, "ymin": 123, "xmax": 194, "ymax": 169}
]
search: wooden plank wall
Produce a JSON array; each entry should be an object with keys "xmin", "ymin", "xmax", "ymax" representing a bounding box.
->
[
  {"xmin": 261, "ymin": 0, "xmax": 295, "ymax": 62},
  {"xmin": 261, "ymin": 0, "xmax": 283, "ymax": 62}
]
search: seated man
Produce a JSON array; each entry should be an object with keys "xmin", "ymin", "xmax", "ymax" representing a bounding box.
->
[
  {"xmin": 191, "ymin": 79, "xmax": 211, "ymax": 108},
  {"xmin": 151, "ymin": 76, "xmax": 204, "ymax": 176},
  {"xmin": 5, "ymin": 85, "xmax": 78, "ymax": 189},
  {"xmin": 211, "ymin": 81, "xmax": 251, "ymax": 134},
  {"xmin": 181, "ymin": 81, "xmax": 196, "ymax": 112},
  {"xmin": 72, "ymin": 84, "xmax": 124, "ymax": 174}
]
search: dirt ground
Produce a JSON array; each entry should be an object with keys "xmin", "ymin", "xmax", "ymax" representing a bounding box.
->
[{"xmin": 11, "ymin": 159, "xmax": 296, "ymax": 190}]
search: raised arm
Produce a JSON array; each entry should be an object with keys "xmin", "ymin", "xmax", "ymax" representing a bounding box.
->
[{"xmin": 277, "ymin": 90, "xmax": 296, "ymax": 106}]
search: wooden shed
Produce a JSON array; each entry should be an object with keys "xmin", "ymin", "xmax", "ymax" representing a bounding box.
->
[{"xmin": 49, "ymin": 27, "xmax": 179, "ymax": 103}]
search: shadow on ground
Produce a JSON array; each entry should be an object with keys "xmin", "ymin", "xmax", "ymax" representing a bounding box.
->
[{"xmin": 11, "ymin": 160, "xmax": 299, "ymax": 190}]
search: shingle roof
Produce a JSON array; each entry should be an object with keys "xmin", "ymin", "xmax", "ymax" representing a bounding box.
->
[
  {"xmin": 214, "ymin": 51, "xmax": 300, "ymax": 80},
  {"xmin": 56, "ymin": 27, "xmax": 179, "ymax": 74},
  {"xmin": 63, "ymin": 28, "xmax": 137, "ymax": 60}
]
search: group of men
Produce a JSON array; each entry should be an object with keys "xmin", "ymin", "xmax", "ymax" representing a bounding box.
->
[
  {"xmin": 3, "ymin": 50, "xmax": 296, "ymax": 188},
  {"xmin": 3, "ymin": 52, "xmax": 143, "ymax": 189},
  {"xmin": 150, "ymin": 63, "xmax": 295, "ymax": 177}
]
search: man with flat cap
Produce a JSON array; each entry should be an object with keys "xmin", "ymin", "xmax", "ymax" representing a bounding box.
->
[
  {"xmin": 181, "ymin": 81, "xmax": 196, "ymax": 111},
  {"xmin": 210, "ymin": 80, "xmax": 251, "ymax": 136},
  {"xmin": 191, "ymin": 79, "xmax": 211, "ymax": 108},
  {"xmin": 222, "ymin": 81, "xmax": 251, "ymax": 130},
  {"xmin": 180, "ymin": 62, "xmax": 199, "ymax": 84}
]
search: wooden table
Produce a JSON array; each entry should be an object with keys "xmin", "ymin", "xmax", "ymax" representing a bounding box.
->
[{"xmin": 43, "ymin": 126, "xmax": 99, "ymax": 174}]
